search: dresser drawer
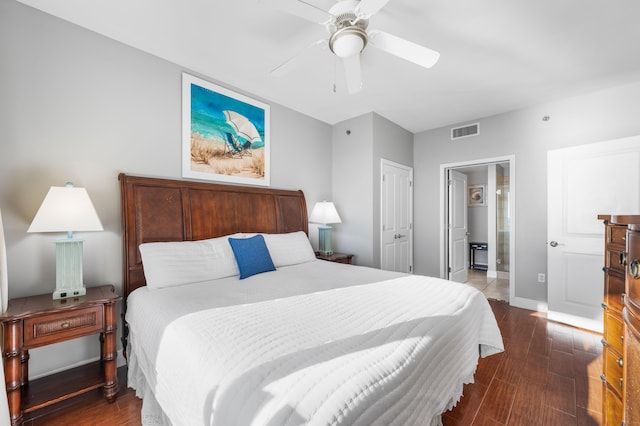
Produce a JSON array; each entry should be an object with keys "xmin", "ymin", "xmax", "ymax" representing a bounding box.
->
[
  {"xmin": 603, "ymin": 346, "xmax": 624, "ymax": 396},
  {"xmin": 607, "ymin": 224, "xmax": 627, "ymax": 246},
  {"xmin": 604, "ymin": 272, "xmax": 625, "ymax": 313},
  {"xmin": 605, "ymin": 247, "xmax": 626, "ymax": 274},
  {"xmin": 603, "ymin": 383, "xmax": 624, "ymax": 426},
  {"xmin": 24, "ymin": 305, "xmax": 104, "ymax": 348},
  {"xmin": 603, "ymin": 310, "xmax": 625, "ymax": 354}
]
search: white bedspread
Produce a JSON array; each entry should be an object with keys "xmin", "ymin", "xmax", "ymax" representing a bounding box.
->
[{"xmin": 127, "ymin": 261, "xmax": 503, "ymax": 425}]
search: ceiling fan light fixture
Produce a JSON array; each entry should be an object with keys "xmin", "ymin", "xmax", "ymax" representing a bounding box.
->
[{"xmin": 329, "ymin": 26, "xmax": 367, "ymax": 58}]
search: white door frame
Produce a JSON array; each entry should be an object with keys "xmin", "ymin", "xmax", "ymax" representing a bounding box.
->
[
  {"xmin": 380, "ymin": 159, "xmax": 413, "ymax": 272},
  {"xmin": 439, "ymin": 155, "xmax": 516, "ymax": 304}
]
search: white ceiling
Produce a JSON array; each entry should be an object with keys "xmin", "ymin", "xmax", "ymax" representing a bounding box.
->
[{"xmin": 17, "ymin": 0, "xmax": 640, "ymax": 133}]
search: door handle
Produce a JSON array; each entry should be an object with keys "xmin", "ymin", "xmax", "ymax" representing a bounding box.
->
[{"xmin": 549, "ymin": 241, "xmax": 559, "ymax": 247}]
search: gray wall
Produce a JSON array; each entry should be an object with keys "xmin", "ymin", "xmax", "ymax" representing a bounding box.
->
[
  {"xmin": 331, "ymin": 113, "xmax": 413, "ymax": 267},
  {"xmin": 414, "ymin": 80, "xmax": 640, "ymax": 304},
  {"xmin": 0, "ymin": 0, "xmax": 332, "ymax": 377}
]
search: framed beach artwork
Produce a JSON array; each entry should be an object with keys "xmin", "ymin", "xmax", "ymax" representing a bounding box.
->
[
  {"xmin": 182, "ymin": 73, "xmax": 270, "ymax": 186},
  {"xmin": 467, "ymin": 184, "xmax": 486, "ymax": 207}
]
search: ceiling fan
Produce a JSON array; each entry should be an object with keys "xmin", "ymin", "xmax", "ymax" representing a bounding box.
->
[{"xmin": 264, "ymin": 0, "xmax": 440, "ymax": 94}]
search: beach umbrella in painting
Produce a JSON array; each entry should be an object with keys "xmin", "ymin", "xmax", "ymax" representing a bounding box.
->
[{"xmin": 223, "ymin": 110, "xmax": 262, "ymax": 143}]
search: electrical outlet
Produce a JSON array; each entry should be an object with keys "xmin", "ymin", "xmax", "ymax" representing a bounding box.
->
[{"xmin": 538, "ymin": 273, "xmax": 545, "ymax": 283}]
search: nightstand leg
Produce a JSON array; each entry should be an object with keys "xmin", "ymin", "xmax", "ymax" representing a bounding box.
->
[
  {"xmin": 20, "ymin": 350, "xmax": 29, "ymax": 387},
  {"xmin": 3, "ymin": 319, "xmax": 23, "ymax": 425},
  {"xmin": 101, "ymin": 301, "xmax": 118, "ymax": 402}
]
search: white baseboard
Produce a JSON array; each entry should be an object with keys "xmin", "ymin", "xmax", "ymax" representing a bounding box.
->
[
  {"xmin": 547, "ymin": 311, "xmax": 603, "ymax": 333},
  {"xmin": 31, "ymin": 349, "xmax": 126, "ymax": 380},
  {"xmin": 510, "ymin": 296, "xmax": 548, "ymax": 313}
]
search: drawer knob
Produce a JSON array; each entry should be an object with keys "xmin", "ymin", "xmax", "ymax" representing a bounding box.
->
[
  {"xmin": 620, "ymin": 378, "xmax": 624, "ymax": 389},
  {"xmin": 618, "ymin": 357, "xmax": 623, "ymax": 368},
  {"xmin": 601, "ymin": 373, "xmax": 606, "ymax": 383},
  {"xmin": 601, "ymin": 338, "xmax": 608, "ymax": 347},
  {"xmin": 61, "ymin": 322, "xmax": 70, "ymax": 329}
]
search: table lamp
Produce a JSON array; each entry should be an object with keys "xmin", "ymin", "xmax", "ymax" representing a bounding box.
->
[
  {"xmin": 27, "ymin": 183, "xmax": 103, "ymax": 299},
  {"xmin": 309, "ymin": 201, "xmax": 342, "ymax": 255}
]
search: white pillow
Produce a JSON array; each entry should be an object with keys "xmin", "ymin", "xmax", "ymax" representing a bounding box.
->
[
  {"xmin": 139, "ymin": 234, "xmax": 242, "ymax": 289},
  {"xmin": 262, "ymin": 231, "xmax": 316, "ymax": 267}
]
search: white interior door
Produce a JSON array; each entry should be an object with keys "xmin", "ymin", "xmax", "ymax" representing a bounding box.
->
[
  {"xmin": 548, "ymin": 135, "xmax": 640, "ymax": 331},
  {"xmin": 448, "ymin": 170, "xmax": 468, "ymax": 282},
  {"xmin": 381, "ymin": 160, "xmax": 413, "ymax": 273}
]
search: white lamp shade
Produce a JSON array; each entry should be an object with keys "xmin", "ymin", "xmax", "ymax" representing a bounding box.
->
[
  {"xmin": 309, "ymin": 201, "xmax": 342, "ymax": 225},
  {"xmin": 27, "ymin": 185, "xmax": 103, "ymax": 233}
]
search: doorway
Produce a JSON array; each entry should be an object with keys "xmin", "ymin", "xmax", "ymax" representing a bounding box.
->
[{"xmin": 440, "ymin": 156, "xmax": 515, "ymax": 302}]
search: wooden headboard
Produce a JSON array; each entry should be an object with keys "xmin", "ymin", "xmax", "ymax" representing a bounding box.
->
[{"xmin": 119, "ymin": 174, "xmax": 308, "ymax": 300}]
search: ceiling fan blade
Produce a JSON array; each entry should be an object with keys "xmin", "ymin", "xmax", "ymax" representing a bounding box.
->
[
  {"xmin": 356, "ymin": 0, "xmax": 392, "ymax": 18},
  {"xmin": 369, "ymin": 30, "xmax": 440, "ymax": 69},
  {"xmin": 271, "ymin": 39, "xmax": 327, "ymax": 77},
  {"xmin": 342, "ymin": 54, "xmax": 363, "ymax": 94},
  {"xmin": 260, "ymin": 0, "xmax": 333, "ymax": 24}
]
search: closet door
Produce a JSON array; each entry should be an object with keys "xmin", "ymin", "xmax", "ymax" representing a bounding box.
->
[
  {"xmin": 381, "ymin": 160, "xmax": 413, "ymax": 273},
  {"xmin": 548, "ymin": 136, "xmax": 640, "ymax": 331}
]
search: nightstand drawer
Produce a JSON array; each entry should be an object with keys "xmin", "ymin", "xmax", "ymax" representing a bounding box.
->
[{"xmin": 24, "ymin": 306, "xmax": 103, "ymax": 348}]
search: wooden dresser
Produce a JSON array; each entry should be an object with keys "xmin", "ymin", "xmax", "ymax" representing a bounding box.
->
[
  {"xmin": 600, "ymin": 215, "xmax": 640, "ymax": 425},
  {"xmin": 624, "ymin": 222, "xmax": 640, "ymax": 425},
  {"xmin": 600, "ymin": 215, "xmax": 629, "ymax": 425}
]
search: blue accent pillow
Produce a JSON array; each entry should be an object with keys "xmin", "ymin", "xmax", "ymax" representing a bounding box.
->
[{"xmin": 228, "ymin": 235, "xmax": 276, "ymax": 279}]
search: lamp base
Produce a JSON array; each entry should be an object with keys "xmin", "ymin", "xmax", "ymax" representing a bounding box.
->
[
  {"xmin": 54, "ymin": 238, "xmax": 86, "ymax": 300},
  {"xmin": 318, "ymin": 225, "xmax": 334, "ymax": 256}
]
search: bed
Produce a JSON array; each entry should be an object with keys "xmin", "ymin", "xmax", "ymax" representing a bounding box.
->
[{"xmin": 119, "ymin": 174, "xmax": 504, "ymax": 426}]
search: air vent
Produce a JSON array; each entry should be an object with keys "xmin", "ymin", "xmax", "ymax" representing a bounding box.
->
[{"xmin": 451, "ymin": 123, "xmax": 480, "ymax": 140}]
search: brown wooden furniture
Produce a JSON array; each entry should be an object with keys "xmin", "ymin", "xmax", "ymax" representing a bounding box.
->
[
  {"xmin": 0, "ymin": 285, "xmax": 120, "ymax": 426},
  {"xmin": 600, "ymin": 215, "xmax": 628, "ymax": 425},
  {"xmin": 624, "ymin": 222, "xmax": 640, "ymax": 425},
  {"xmin": 120, "ymin": 174, "xmax": 308, "ymax": 299},
  {"xmin": 315, "ymin": 252, "xmax": 354, "ymax": 264},
  {"xmin": 599, "ymin": 214, "xmax": 640, "ymax": 425}
]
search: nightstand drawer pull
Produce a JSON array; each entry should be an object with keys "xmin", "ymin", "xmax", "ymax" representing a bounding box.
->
[{"xmin": 61, "ymin": 321, "xmax": 70, "ymax": 329}]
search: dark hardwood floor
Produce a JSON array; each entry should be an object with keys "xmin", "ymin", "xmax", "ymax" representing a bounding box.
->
[
  {"xmin": 27, "ymin": 300, "xmax": 603, "ymax": 426},
  {"xmin": 443, "ymin": 300, "xmax": 602, "ymax": 426}
]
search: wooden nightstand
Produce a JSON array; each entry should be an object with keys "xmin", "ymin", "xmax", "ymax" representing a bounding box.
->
[
  {"xmin": 315, "ymin": 252, "xmax": 354, "ymax": 264},
  {"xmin": 0, "ymin": 285, "xmax": 121, "ymax": 426}
]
